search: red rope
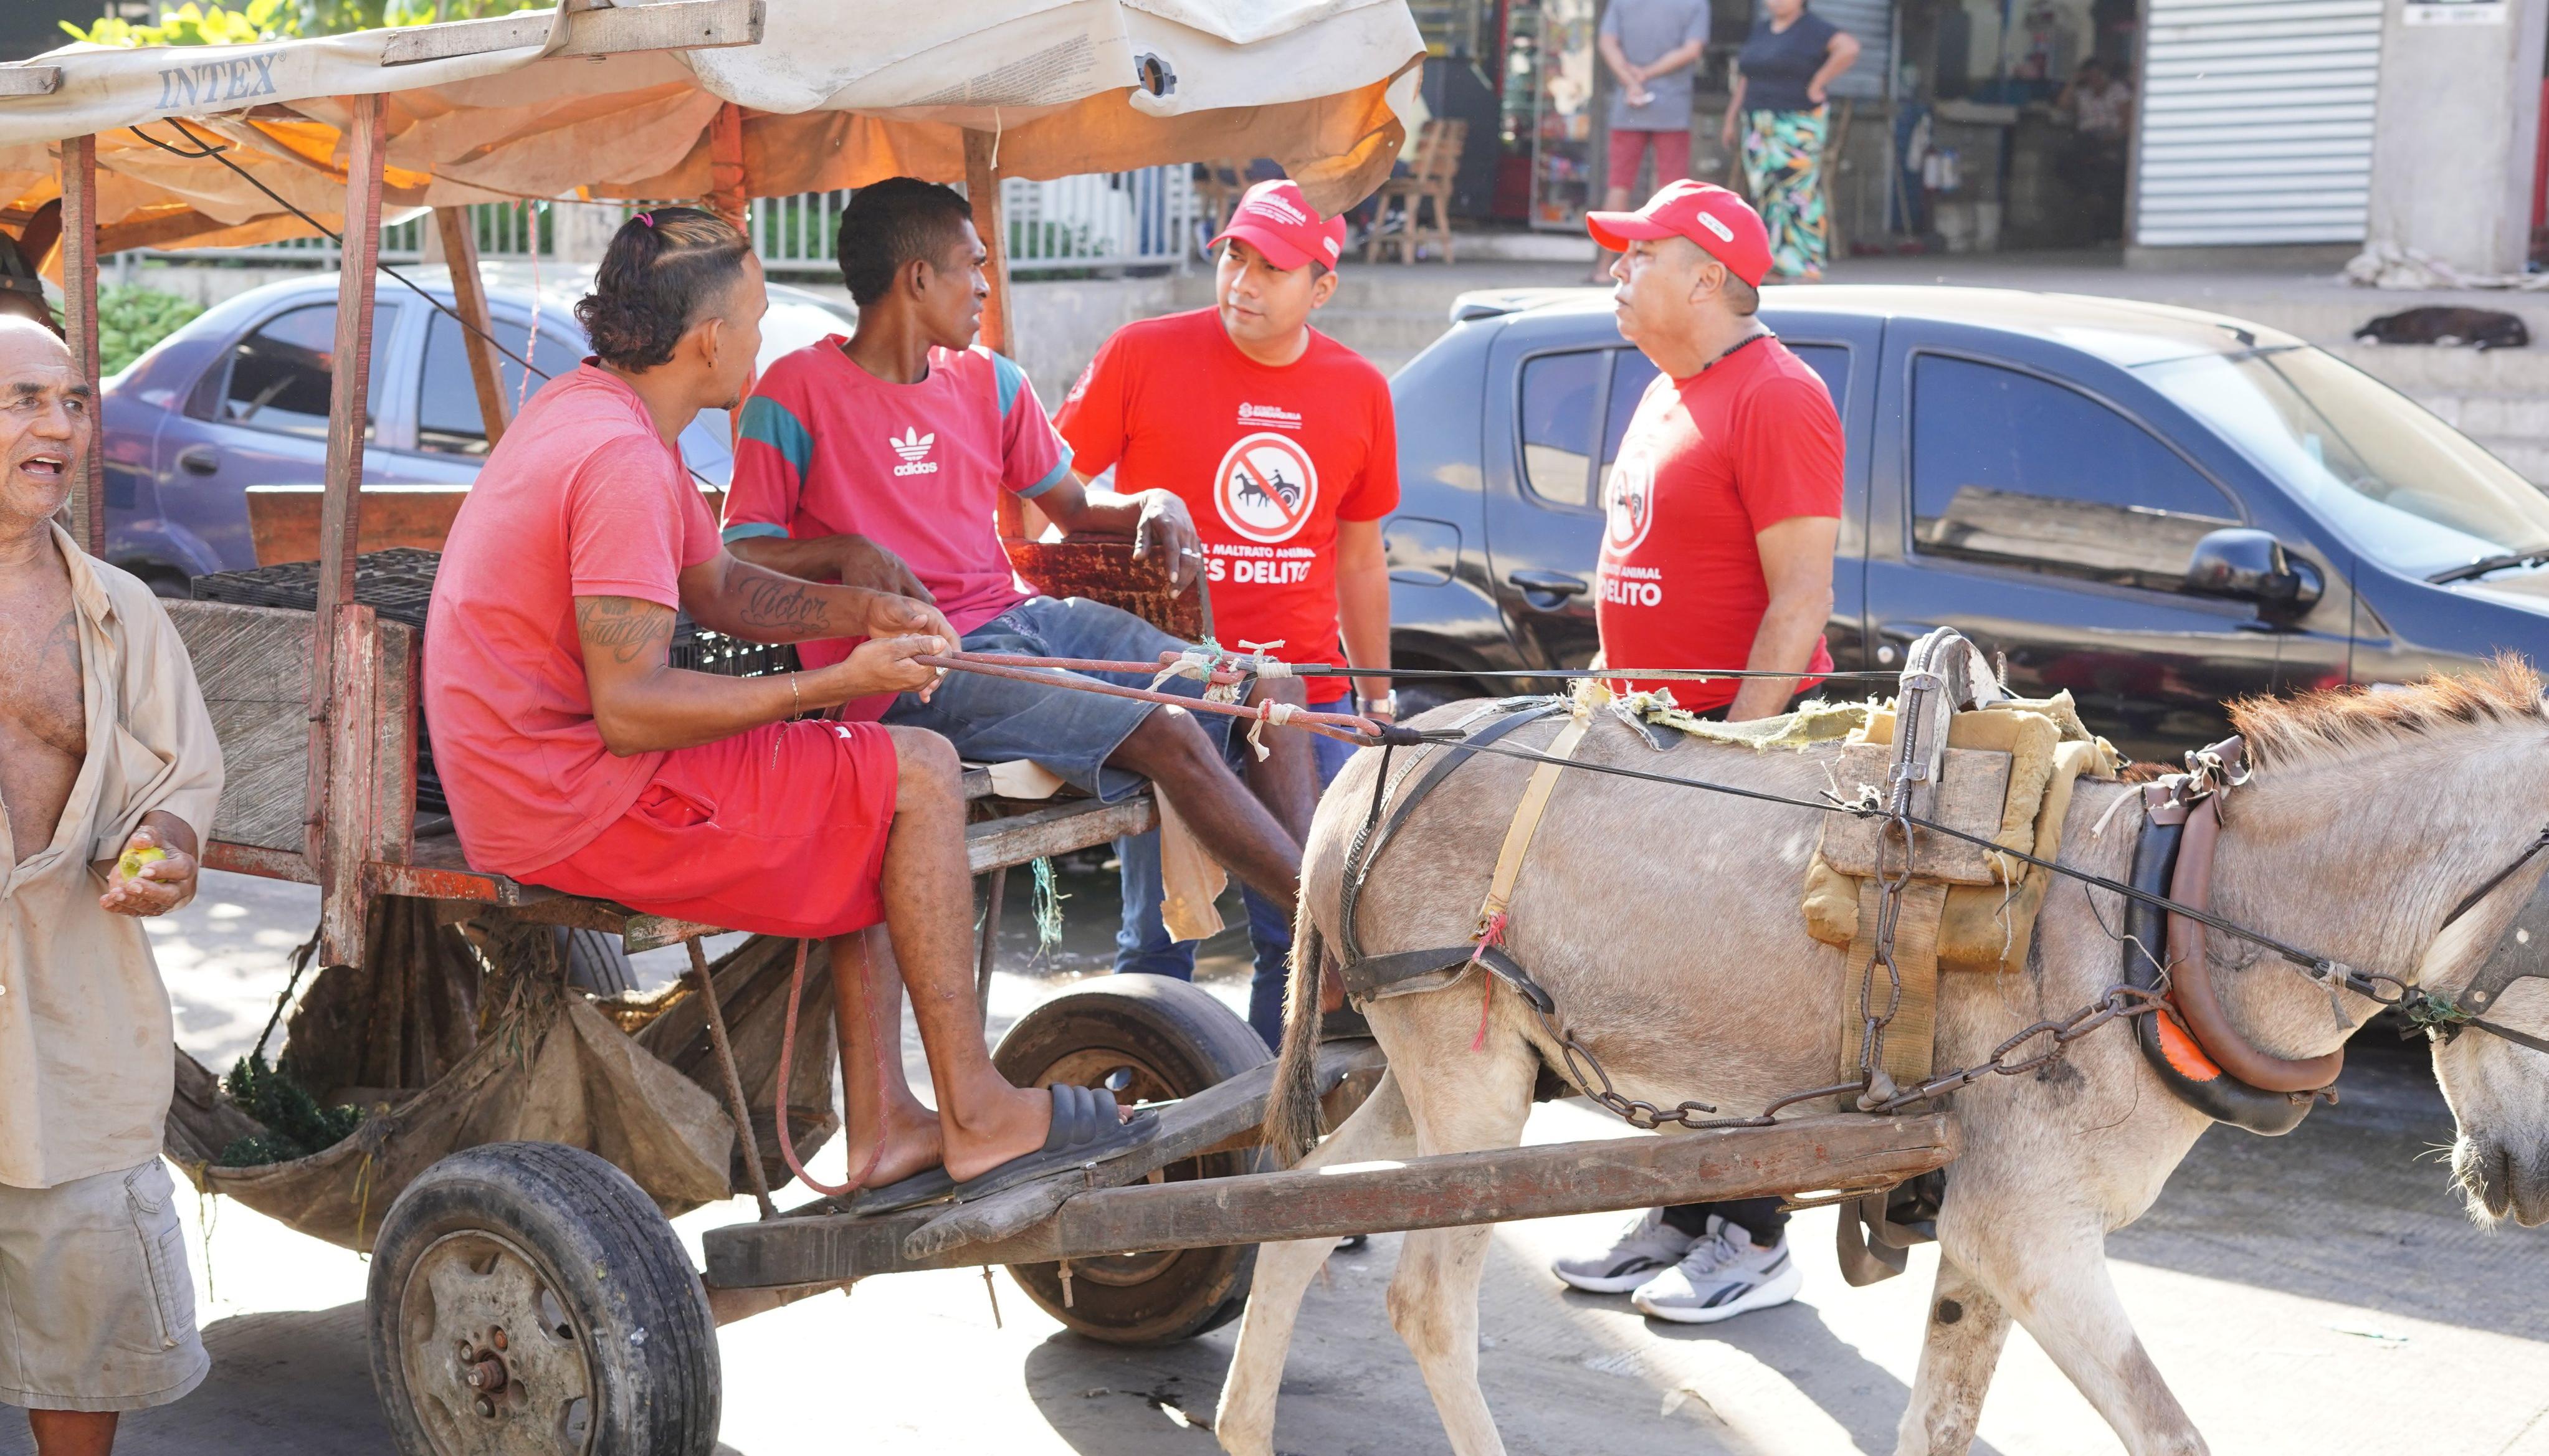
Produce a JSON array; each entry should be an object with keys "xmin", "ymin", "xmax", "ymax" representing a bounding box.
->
[
  {"xmin": 774, "ymin": 935, "xmax": 888, "ymax": 1201},
  {"xmin": 917, "ymin": 652, "xmax": 1380, "ymax": 746}
]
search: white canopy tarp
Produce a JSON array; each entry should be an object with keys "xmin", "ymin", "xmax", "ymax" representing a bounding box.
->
[{"xmin": 0, "ymin": 0, "xmax": 1420, "ymax": 256}]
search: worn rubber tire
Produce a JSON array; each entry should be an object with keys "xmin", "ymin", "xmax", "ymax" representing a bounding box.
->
[
  {"xmin": 558, "ymin": 928, "xmax": 637, "ymax": 998},
  {"xmin": 993, "ymin": 976, "xmax": 1272, "ymax": 1345},
  {"xmin": 366, "ymin": 1141, "xmax": 718, "ymax": 1456}
]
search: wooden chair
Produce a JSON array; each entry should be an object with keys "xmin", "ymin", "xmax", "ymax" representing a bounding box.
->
[{"xmin": 1365, "ymin": 119, "xmax": 1468, "ymax": 265}]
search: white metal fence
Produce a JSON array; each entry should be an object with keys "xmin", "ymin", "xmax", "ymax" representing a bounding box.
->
[{"xmin": 138, "ymin": 166, "xmax": 1202, "ymax": 276}]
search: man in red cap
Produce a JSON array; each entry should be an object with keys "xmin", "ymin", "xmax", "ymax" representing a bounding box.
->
[
  {"xmin": 1547, "ymin": 178, "xmax": 1844, "ymax": 1324},
  {"xmin": 1054, "ymin": 177, "xmax": 1398, "ymax": 1049}
]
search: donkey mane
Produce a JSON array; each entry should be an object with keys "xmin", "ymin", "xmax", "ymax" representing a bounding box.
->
[{"xmin": 2230, "ymin": 657, "xmax": 2548, "ymax": 770}]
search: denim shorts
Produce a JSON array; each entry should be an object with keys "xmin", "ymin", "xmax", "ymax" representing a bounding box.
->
[{"xmin": 881, "ymin": 596, "xmax": 1232, "ymax": 801}]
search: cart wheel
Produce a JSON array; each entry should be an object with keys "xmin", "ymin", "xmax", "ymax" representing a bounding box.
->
[
  {"xmin": 366, "ymin": 1142, "xmax": 718, "ymax": 1456},
  {"xmin": 993, "ymin": 976, "xmax": 1272, "ymax": 1346}
]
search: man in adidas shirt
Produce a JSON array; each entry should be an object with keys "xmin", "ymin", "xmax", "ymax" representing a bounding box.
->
[
  {"xmin": 722, "ymin": 179, "xmax": 1320, "ymax": 971},
  {"xmin": 1545, "ymin": 179, "xmax": 1842, "ymax": 1325},
  {"xmin": 1054, "ymin": 178, "xmax": 1398, "ymax": 1049}
]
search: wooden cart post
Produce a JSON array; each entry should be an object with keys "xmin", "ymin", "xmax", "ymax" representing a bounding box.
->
[
  {"xmin": 965, "ymin": 130, "xmax": 1033, "ymax": 543},
  {"xmin": 307, "ymin": 95, "xmax": 391, "ymax": 965},
  {"xmin": 57, "ymin": 134, "xmax": 103, "ymax": 555},
  {"xmin": 432, "ymin": 206, "xmax": 510, "ymax": 449}
]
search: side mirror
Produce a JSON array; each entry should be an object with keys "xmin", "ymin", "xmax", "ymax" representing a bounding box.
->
[{"xmin": 2186, "ymin": 528, "xmax": 2323, "ymax": 614}]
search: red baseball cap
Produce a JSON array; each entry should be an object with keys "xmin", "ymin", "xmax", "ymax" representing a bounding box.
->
[
  {"xmin": 1210, "ymin": 178, "xmax": 1348, "ymax": 273},
  {"xmin": 1586, "ymin": 179, "xmax": 1774, "ymax": 288}
]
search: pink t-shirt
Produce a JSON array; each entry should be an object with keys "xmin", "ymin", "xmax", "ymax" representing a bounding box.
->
[
  {"xmin": 424, "ymin": 363, "xmax": 722, "ymax": 875},
  {"xmin": 722, "ymin": 340, "xmax": 1073, "ymax": 673}
]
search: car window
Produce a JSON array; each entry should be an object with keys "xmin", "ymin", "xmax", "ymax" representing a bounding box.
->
[
  {"xmin": 1594, "ymin": 341, "xmax": 1850, "ymax": 467},
  {"xmin": 1910, "ymin": 354, "xmax": 2238, "ymax": 592},
  {"xmin": 1601, "ymin": 350, "xmax": 1658, "ymax": 466},
  {"xmin": 1518, "ymin": 350, "xmax": 1604, "ymax": 509},
  {"xmin": 417, "ymin": 309, "xmax": 570, "ymax": 455},
  {"xmin": 219, "ymin": 302, "xmax": 396, "ymax": 442}
]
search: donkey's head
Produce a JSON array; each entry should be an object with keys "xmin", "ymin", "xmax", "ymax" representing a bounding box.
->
[{"xmin": 2234, "ymin": 661, "xmax": 2549, "ymax": 1227}]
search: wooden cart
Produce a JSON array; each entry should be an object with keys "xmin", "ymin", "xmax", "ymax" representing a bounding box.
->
[{"xmin": 22, "ymin": 14, "xmax": 1960, "ymax": 1454}]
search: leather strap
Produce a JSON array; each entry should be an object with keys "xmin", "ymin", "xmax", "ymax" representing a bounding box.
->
[
  {"xmin": 1336, "ymin": 697, "xmax": 1566, "ymax": 965},
  {"xmin": 1340, "ymin": 943, "xmax": 1561, "ymax": 1011},
  {"xmin": 1474, "ymin": 711, "xmax": 1592, "ymax": 935},
  {"xmin": 2165, "ymin": 792, "xmax": 2343, "ymax": 1093}
]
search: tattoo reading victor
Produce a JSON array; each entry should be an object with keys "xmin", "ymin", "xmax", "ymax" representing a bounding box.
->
[
  {"xmin": 736, "ymin": 576, "xmax": 830, "ymax": 635},
  {"xmin": 574, "ymin": 597, "xmax": 674, "ymax": 666}
]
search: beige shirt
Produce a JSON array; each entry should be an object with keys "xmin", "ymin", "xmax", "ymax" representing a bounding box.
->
[{"xmin": 0, "ymin": 526, "xmax": 222, "ymax": 1189}]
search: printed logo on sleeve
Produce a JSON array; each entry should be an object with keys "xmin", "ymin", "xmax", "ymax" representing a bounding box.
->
[
  {"xmin": 1214, "ymin": 432, "xmax": 1320, "ymax": 544},
  {"xmin": 889, "ymin": 427, "xmax": 938, "ymax": 476}
]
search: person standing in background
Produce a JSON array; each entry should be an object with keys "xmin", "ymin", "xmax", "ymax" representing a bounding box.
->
[
  {"xmin": 1055, "ymin": 179, "xmax": 1398, "ymax": 1053},
  {"xmin": 1593, "ymin": 0, "xmax": 1710, "ymax": 280},
  {"xmin": 1723, "ymin": 0, "xmax": 1861, "ymax": 281},
  {"xmin": 1548, "ymin": 180, "xmax": 1843, "ymax": 1323}
]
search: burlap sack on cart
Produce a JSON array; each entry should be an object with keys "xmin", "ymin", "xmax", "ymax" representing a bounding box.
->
[{"xmin": 165, "ymin": 928, "xmax": 839, "ymax": 1253}]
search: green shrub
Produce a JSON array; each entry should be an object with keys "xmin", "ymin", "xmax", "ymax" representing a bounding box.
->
[
  {"xmin": 216, "ymin": 1053, "xmax": 364, "ymax": 1167},
  {"xmin": 97, "ymin": 285, "xmax": 203, "ymax": 375}
]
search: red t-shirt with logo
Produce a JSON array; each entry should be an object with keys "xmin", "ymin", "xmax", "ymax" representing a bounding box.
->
[
  {"xmin": 1595, "ymin": 335, "xmax": 1843, "ymax": 714},
  {"xmin": 723, "ymin": 338, "xmax": 1073, "ymax": 669},
  {"xmin": 1054, "ymin": 308, "xmax": 1398, "ymax": 703}
]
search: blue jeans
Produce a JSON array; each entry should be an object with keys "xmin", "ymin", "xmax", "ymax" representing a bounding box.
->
[
  {"xmin": 880, "ymin": 596, "xmax": 1236, "ymax": 798},
  {"xmin": 1117, "ymin": 731, "xmax": 1355, "ymax": 1050}
]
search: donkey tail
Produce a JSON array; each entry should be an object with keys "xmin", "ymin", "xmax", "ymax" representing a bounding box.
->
[{"xmin": 1260, "ymin": 900, "xmax": 1329, "ymax": 1166}]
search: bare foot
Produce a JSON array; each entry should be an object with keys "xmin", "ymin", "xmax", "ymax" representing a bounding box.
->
[
  {"xmin": 846, "ymin": 1101, "xmax": 945, "ymax": 1189},
  {"xmin": 937, "ymin": 1082, "xmax": 1131, "ymax": 1183}
]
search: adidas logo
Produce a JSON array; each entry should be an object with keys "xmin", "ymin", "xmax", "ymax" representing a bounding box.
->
[{"xmin": 889, "ymin": 427, "xmax": 938, "ymax": 476}]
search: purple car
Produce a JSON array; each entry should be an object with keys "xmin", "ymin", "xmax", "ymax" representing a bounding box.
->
[{"xmin": 99, "ymin": 264, "xmax": 855, "ymax": 590}]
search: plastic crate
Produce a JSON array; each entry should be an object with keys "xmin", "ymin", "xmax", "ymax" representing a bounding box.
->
[{"xmin": 192, "ymin": 550, "xmax": 802, "ymax": 819}]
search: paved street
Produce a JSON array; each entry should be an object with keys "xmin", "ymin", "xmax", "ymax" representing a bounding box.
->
[{"xmin": 6, "ymin": 866, "xmax": 2545, "ymax": 1456}]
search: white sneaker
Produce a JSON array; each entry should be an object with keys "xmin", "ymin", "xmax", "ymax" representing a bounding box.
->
[
  {"xmin": 1550, "ymin": 1209, "xmax": 1695, "ymax": 1295},
  {"xmin": 1630, "ymin": 1217, "xmax": 1802, "ymax": 1325}
]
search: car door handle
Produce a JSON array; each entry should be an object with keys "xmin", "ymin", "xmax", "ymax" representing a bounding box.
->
[
  {"xmin": 1507, "ymin": 570, "xmax": 1589, "ymax": 597},
  {"xmin": 176, "ymin": 445, "xmax": 219, "ymax": 476}
]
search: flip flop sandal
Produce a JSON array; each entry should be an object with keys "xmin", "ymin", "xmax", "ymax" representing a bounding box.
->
[
  {"xmin": 948, "ymin": 1083, "xmax": 1158, "ymax": 1206},
  {"xmin": 845, "ymin": 1085, "xmax": 1156, "ymax": 1218},
  {"xmin": 846, "ymin": 1161, "xmax": 958, "ymax": 1218}
]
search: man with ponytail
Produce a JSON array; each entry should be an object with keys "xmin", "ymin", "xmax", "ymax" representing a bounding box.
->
[{"xmin": 425, "ymin": 208, "xmax": 1147, "ymax": 1207}]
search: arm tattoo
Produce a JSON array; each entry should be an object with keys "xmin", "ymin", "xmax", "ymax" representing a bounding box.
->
[
  {"xmin": 735, "ymin": 575, "xmax": 832, "ymax": 637},
  {"xmin": 574, "ymin": 597, "xmax": 673, "ymax": 667}
]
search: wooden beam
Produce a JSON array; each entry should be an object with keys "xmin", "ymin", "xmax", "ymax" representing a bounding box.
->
[
  {"xmin": 0, "ymin": 67, "xmax": 64, "ymax": 98},
  {"xmin": 900, "ymin": 1040, "xmax": 1386, "ymax": 1260},
  {"xmin": 702, "ymin": 1111, "xmax": 1961, "ymax": 1290},
  {"xmin": 305, "ymin": 92, "xmax": 387, "ymax": 959},
  {"xmin": 432, "ymin": 207, "xmax": 510, "ymax": 449},
  {"xmin": 964, "ymin": 794, "xmax": 1156, "ymax": 875},
  {"xmin": 378, "ymin": 0, "xmax": 765, "ymax": 65},
  {"xmin": 58, "ymin": 136, "xmax": 102, "ymax": 556},
  {"xmin": 706, "ymin": 102, "xmax": 749, "ymax": 231},
  {"xmin": 961, "ymin": 129, "xmax": 1016, "ymax": 360}
]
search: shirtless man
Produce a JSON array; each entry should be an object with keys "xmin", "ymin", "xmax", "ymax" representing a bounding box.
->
[{"xmin": 0, "ymin": 316, "xmax": 226, "ymax": 1452}]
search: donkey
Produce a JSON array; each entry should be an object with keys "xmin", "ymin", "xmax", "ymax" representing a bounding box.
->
[{"xmin": 1216, "ymin": 666, "xmax": 2549, "ymax": 1456}]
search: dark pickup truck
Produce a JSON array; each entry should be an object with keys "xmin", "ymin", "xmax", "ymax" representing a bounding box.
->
[{"xmin": 1380, "ymin": 285, "xmax": 2549, "ymax": 762}]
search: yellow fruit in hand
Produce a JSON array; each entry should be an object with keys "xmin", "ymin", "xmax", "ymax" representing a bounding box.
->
[{"xmin": 117, "ymin": 845, "xmax": 169, "ymax": 881}]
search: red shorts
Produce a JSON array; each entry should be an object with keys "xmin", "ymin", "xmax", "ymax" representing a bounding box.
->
[
  {"xmin": 525, "ymin": 719, "xmax": 899, "ymax": 940},
  {"xmin": 1607, "ymin": 128, "xmax": 1693, "ymax": 195}
]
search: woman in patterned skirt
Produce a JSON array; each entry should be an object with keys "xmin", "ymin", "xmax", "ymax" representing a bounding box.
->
[{"xmin": 1721, "ymin": 0, "xmax": 1861, "ymax": 280}]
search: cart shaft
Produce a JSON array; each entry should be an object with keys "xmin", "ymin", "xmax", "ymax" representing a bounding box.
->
[{"xmin": 703, "ymin": 1111, "xmax": 1957, "ymax": 1289}]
